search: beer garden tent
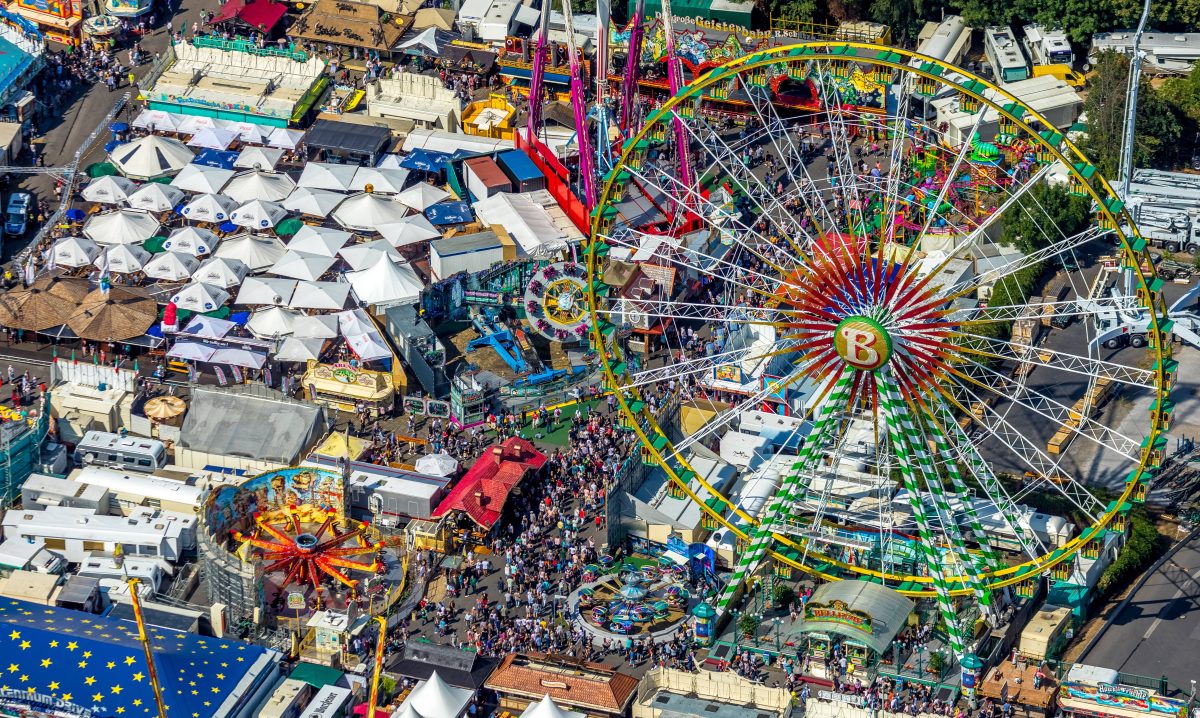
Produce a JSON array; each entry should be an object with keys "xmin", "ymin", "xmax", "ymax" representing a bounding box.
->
[
  {"xmin": 97, "ymin": 244, "xmax": 151, "ymax": 274},
  {"xmin": 378, "ymin": 215, "xmax": 441, "ymax": 247},
  {"xmin": 396, "ymin": 183, "xmax": 450, "ymax": 211},
  {"xmin": 225, "ymin": 121, "xmax": 272, "ymax": 144},
  {"xmin": 171, "ymin": 163, "xmax": 235, "ymax": 195},
  {"xmin": 344, "ymin": 258, "xmax": 423, "ymax": 307},
  {"xmin": 283, "ymin": 187, "xmax": 346, "ymax": 218},
  {"xmin": 293, "ymin": 313, "xmax": 338, "ymax": 338},
  {"xmin": 286, "ymin": 225, "xmax": 351, "ymax": 256},
  {"xmin": 267, "ymin": 127, "xmax": 305, "ymax": 150},
  {"xmin": 796, "ymin": 580, "xmax": 915, "ymax": 658},
  {"xmin": 132, "ymin": 109, "xmax": 181, "ymax": 132},
  {"xmin": 178, "ymin": 116, "xmax": 222, "ymax": 134},
  {"xmin": 339, "ymin": 241, "xmax": 400, "ymax": 270},
  {"xmin": 109, "ymin": 134, "xmax": 195, "ymax": 179},
  {"xmin": 222, "ymin": 169, "xmax": 297, "ymax": 203},
  {"xmin": 275, "ymin": 336, "xmax": 324, "ymax": 362},
  {"xmin": 165, "ymin": 226, "xmax": 220, "ymax": 256},
  {"xmin": 193, "ymin": 257, "xmax": 250, "ymax": 288},
  {"xmin": 214, "ymin": 234, "xmax": 288, "ymax": 271},
  {"xmin": 180, "ymin": 193, "xmax": 238, "ymax": 223},
  {"xmin": 235, "ymin": 145, "xmax": 284, "ymax": 171},
  {"xmin": 350, "ymin": 167, "xmax": 410, "ymax": 194},
  {"xmin": 332, "ymin": 192, "xmax": 409, "ymax": 232},
  {"xmin": 298, "ymin": 162, "xmax": 359, "ymax": 192},
  {"xmin": 126, "ymin": 183, "xmax": 186, "ymax": 213},
  {"xmin": 82, "ymin": 175, "xmax": 138, "ymax": 204},
  {"xmin": 52, "ymin": 236, "xmax": 101, "ymax": 268},
  {"xmin": 171, "ymin": 282, "xmax": 231, "ymax": 313},
  {"xmin": 84, "ymin": 209, "xmax": 161, "ymax": 245},
  {"xmin": 288, "ymin": 281, "xmax": 351, "ymax": 310},
  {"xmin": 246, "ymin": 306, "xmax": 301, "ymax": 339},
  {"xmin": 144, "ymin": 251, "xmax": 200, "ymax": 281},
  {"xmin": 231, "ymin": 199, "xmax": 288, "ymax": 229},
  {"xmin": 187, "ymin": 128, "xmax": 239, "ymax": 151}
]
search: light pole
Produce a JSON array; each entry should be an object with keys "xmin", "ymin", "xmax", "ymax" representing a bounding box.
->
[{"xmin": 773, "ymin": 617, "xmax": 782, "ymax": 654}]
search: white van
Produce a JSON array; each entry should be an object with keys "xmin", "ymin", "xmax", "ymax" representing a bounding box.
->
[{"xmin": 73, "ymin": 431, "xmax": 167, "ymax": 473}]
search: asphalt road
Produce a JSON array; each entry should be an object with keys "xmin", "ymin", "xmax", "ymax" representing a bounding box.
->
[{"xmin": 1080, "ymin": 531, "xmax": 1200, "ymax": 696}]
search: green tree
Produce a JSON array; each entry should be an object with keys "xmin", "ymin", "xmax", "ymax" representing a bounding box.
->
[
  {"xmin": 867, "ymin": 0, "xmax": 936, "ymax": 43},
  {"xmin": 1001, "ymin": 184, "xmax": 1091, "ymax": 255},
  {"xmin": 1081, "ymin": 50, "xmax": 1182, "ymax": 177},
  {"xmin": 767, "ymin": 0, "xmax": 819, "ymax": 23}
]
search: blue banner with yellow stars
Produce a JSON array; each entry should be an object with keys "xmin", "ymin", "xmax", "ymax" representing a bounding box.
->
[{"xmin": 0, "ymin": 598, "xmax": 280, "ymax": 718}]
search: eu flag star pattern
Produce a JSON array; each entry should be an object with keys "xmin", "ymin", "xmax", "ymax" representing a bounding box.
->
[{"xmin": 0, "ymin": 598, "xmax": 278, "ymax": 718}]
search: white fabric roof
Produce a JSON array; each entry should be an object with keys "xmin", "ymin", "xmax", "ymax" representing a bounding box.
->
[
  {"xmin": 231, "ymin": 199, "xmax": 288, "ymax": 229},
  {"xmin": 396, "ymin": 183, "xmax": 450, "ymax": 211},
  {"xmin": 168, "ymin": 341, "xmax": 216, "ymax": 362},
  {"xmin": 225, "ymin": 121, "xmax": 272, "ymax": 145},
  {"xmin": 298, "ymin": 162, "xmax": 359, "ymax": 191},
  {"xmin": 222, "ymin": 170, "xmax": 297, "ymax": 203},
  {"xmin": 473, "ymin": 192, "xmax": 574, "ymax": 258},
  {"xmin": 402, "ymin": 128, "xmax": 513, "ymax": 154},
  {"xmin": 234, "ymin": 145, "xmax": 284, "ymax": 170},
  {"xmin": 177, "ymin": 116, "xmax": 225, "ymax": 134},
  {"xmin": 193, "ymin": 256, "xmax": 250, "ymax": 288},
  {"xmin": 210, "ymin": 346, "xmax": 267, "ymax": 369},
  {"xmin": 131, "ymin": 109, "xmax": 181, "ymax": 132},
  {"xmin": 337, "ymin": 309, "xmax": 392, "ymax": 361},
  {"xmin": 125, "ymin": 183, "xmax": 185, "ymax": 213},
  {"xmin": 269, "ymin": 250, "xmax": 336, "ymax": 281},
  {"xmin": 275, "ymin": 336, "xmax": 324, "ymax": 362},
  {"xmin": 401, "ymin": 672, "xmax": 473, "ymax": 718},
  {"xmin": 170, "ymin": 282, "xmax": 230, "ymax": 313},
  {"xmin": 350, "ymin": 167, "xmax": 410, "ymax": 194},
  {"xmin": 267, "ymin": 127, "xmax": 305, "ymax": 150},
  {"xmin": 293, "ymin": 313, "xmax": 339, "ymax": 339},
  {"xmin": 236, "ymin": 276, "xmax": 297, "ymax": 306},
  {"xmin": 215, "ymin": 234, "xmax": 287, "ymax": 271},
  {"xmin": 51, "ymin": 236, "xmax": 100, "ymax": 268},
  {"xmin": 180, "ymin": 193, "xmax": 238, "ymax": 223},
  {"xmin": 339, "ymin": 241, "xmax": 400, "ymax": 271},
  {"xmin": 289, "ymin": 281, "xmax": 351, "ymax": 310},
  {"xmin": 83, "ymin": 209, "xmax": 161, "ymax": 245},
  {"xmin": 332, "ymin": 192, "xmax": 410, "ymax": 232},
  {"xmin": 170, "ymin": 163, "xmax": 235, "ymax": 195},
  {"xmin": 378, "ymin": 215, "xmax": 440, "ymax": 247},
  {"xmin": 165, "ymin": 226, "xmax": 220, "ymax": 257},
  {"xmin": 181, "ymin": 315, "xmax": 235, "ymax": 338},
  {"xmin": 187, "ymin": 127, "xmax": 238, "ymax": 151},
  {"xmin": 246, "ymin": 306, "xmax": 301, "ymax": 339},
  {"xmin": 344, "ymin": 259, "xmax": 423, "ymax": 307},
  {"xmin": 287, "ymin": 225, "xmax": 352, "ymax": 256},
  {"xmin": 97, "ymin": 244, "xmax": 150, "ymax": 273},
  {"xmin": 82, "ymin": 175, "xmax": 138, "ymax": 204},
  {"xmin": 143, "ymin": 251, "xmax": 200, "ymax": 281},
  {"xmin": 109, "ymin": 135, "xmax": 194, "ymax": 179},
  {"xmin": 519, "ymin": 695, "xmax": 584, "ymax": 718},
  {"xmin": 283, "ymin": 187, "xmax": 346, "ymax": 218}
]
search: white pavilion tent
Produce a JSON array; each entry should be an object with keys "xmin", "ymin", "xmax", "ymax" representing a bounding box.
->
[
  {"xmin": 170, "ymin": 164, "xmax": 235, "ymax": 195},
  {"xmin": 377, "ymin": 215, "xmax": 441, "ymax": 247},
  {"xmin": 234, "ymin": 145, "xmax": 284, "ymax": 170},
  {"xmin": 396, "ymin": 183, "xmax": 450, "ymax": 211},
  {"xmin": 397, "ymin": 672, "xmax": 473, "ymax": 718},
  {"xmin": 180, "ymin": 193, "xmax": 238, "ymax": 223},
  {"xmin": 298, "ymin": 162, "xmax": 359, "ymax": 191},
  {"xmin": 288, "ymin": 281, "xmax": 351, "ymax": 310},
  {"xmin": 109, "ymin": 135, "xmax": 194, "ymax": 179},
  {"xmin": 83, "ymin": 209, "xmax": 160, "ymax": 245},
  {"xmin": 193, "ymin": 257, "xmax": 250, "ymax": 288},
  {"xmin": 350, "ymin": 167, "xmax": 410, "ymax": 194},
  {"xmin": 170, "ymin": 282, "xmax": 230, "ymax": 312},
  {"xmin": 82, "ymin": 175, "xmax": 138, "ymax": 204},
  {"xmin": 286, "ymin": 225, "xmax": 351, "ymax": 256},
  {"xmin": 214, "ymin": 234, "xmax": 287, "ymax": 271},
  {"xmin": 332, "ymin": 192, "xmax": 409, "ymax": 232},
  {"xmin": 164, "ymin": 226, "xmax": 219, "ymax": 256},
  {"xmin": 125, "ymin": 183, "xmax": 185, "ymax": 213},
  {"xmin": 143, "ymin": 251, "xmax": 200, "ymax": 281},
  {"xmin": 246, "ymin": 306, "xmax": 301, "ymax": 339},
  {"xmin": 269, "ymin": 251, "xmax": 336, "ymax": 281},
  {"xmin": 222, "ymin": 170, "xmax": 297, "ymax": 203},
  {"xmin": 231, "ymin": 199, "xmax": 287, "ymax": 229},
  {"xmin": 283, "ymin": 187, "xmax": 346, "ymax": 218},
  {"xmin": 96, "ymin": 244, "xmax": 151, "ymax": 274},
  {"xmin": 344, "ymin": 258, "xmax": 423, "ymax": 307},
  {"xmin": 235, "ymin": 276, "xmax": 297, "ymax": 306},
  {"xmin": 51, "ymin": 237, "xmax": 100, "ymax": 268}
]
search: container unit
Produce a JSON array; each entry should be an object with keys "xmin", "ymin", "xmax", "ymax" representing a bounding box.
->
[
  {"xmin": 495, "ymin": 149, "xmax": 546, "ymax": 192},
  {"xmin": 463, "ymin": 156, "xmax": 513, "ymax": 200}
]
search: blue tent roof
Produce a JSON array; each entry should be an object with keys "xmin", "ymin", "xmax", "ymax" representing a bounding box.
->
[
  {"xmin": 425, "ymin": 200, "xmax": 472, "ymax": 225},
  {"xmin": 0, "ymin": 598, "xmax": 278, "ymax": 718},
  {"xmin": 192, "ymin": 149, "xmax": 239, "ymax": 170},
  {"xmin": 399, "ymin": 148, "xmax": 451, "ymax": 172}
]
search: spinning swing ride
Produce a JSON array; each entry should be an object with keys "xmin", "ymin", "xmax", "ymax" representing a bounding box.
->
[{"xmin": 554, "ymin": 34, "xmax": 1175, "ymax": 662}]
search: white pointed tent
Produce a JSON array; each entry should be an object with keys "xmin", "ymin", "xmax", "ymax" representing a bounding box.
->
[
  {"xmin": 236, "ymin": 276, "xmax": 297, "ymax": 306},
  {"xmin": 350, "ymin": 167, "xmax": 410, "ymax": 194},
  {"xmin": 396, "ymin": 183, "xmax": 450, "ymax": 211},
  {"xmin": 187, "ymin": 127, "xmax": 238, "ymax": 151},
  {"xmin": 267, "ymin": 127, "xmax": 304, "ymax": 150},
  {"xmin": 269, "ymin": 251, "xmax": 336, "ymax": 281},
  {"xmin": 171, "ymin": 282, "xmax": 230, "ymax": 312},
  {"xmin": 96, "ymin": 244, "xmax": 151, "ymax": 274},
  {"xmin": 378, "ymin": 215, "xmax": 441, "ymax": 248},
  {"xmin": 193, "ymin": 256, "xmax": 250, "ymax": 288},
  {"xmin": 171, "ymin": 163, "xmax": 235, "ymax": 195},
  {"xmin": 293, "ymin": 313, "xmax": 339, "ymax": 339},
  {"xmin": 234, "ymin": 145, "xmax": 284, "ymax": 170},
  {"xmin": 223, "ymin": 170, "xmax": 297, "ymax": 203},
  {"xmin": 298, "ymin": 162, "xmax": 359, "ymax": 191},
  {"xmin": 275, "ymin": 336, "xmax": 325, "ymax": 362},
  {"xmin": 132, "ymin": 109, "xmax": 181, "ymax": 132},
  {"xmin": 332, "ymin": 192, "xmax": 410, "ymax": 232},
  {"xmin": 225, "ymin": 121, "xmax": 271, "ymax": 144},
  {"xmin": 246, "ymin": 306, "xmax": 301, "ymax": 339},
  {"xmin": 125, "ymin": 182, "xmax": 185, "ymax": 213},
  {"xmin": 339, "ymin": 241, "xmax": 401, "ymax": 271},
  {"xmin": 287, "ymin": 225, "xmax": 352, "ymax": 256},
  {"xmin": 519, "ymin": 695, "xmax": 584, "ymax": 718},
  {"xmin": 215, "ymin": 234, "xmax": 287, "ymax": 271},
  {"xmin": 180, "ymin": 193, "xmax": 238, "ymax": 223},
  {"xmin": 345, "ymin": 258, "xmax": 423, "ymax": 307},
  {"xmin": 82, "ymin": 175, "xmax": 138, "ymax": 204},
  {"xmin": 51, "ymin": 236, "xmax": 101, "ymax": 268},
  {"xmin": 231, "ymin": 199, "xmax": 288, "ymax": 229},
  {"xmin": 289, "ymin": 281, "xmax": 351, "ymax": 310},
  {"xmin": 165, "ymin": 226, "xmax": 220, "ymax": 256},
  {"xmin": 399, "ymin": 671, "xmax": 473, "ymax": 718},
  {"xmin": 83, "ymin": 209, "xmax": 161, "ymax": 245},
  {"xmin": 283, "ymin": 187, "xmax": 346, "ymax": 218},
  {"xmin": 109, "ymin": 134, "xmax": 194, "ymax": 179},
  {"xmin": 143, "ymin": 251, "xmax": 200, "ymax": 281}
]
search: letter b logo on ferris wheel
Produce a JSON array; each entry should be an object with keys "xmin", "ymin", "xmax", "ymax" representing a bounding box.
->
[{"xmin": 834, "ymin": 316, "xmax": 893, "ymax": 372}]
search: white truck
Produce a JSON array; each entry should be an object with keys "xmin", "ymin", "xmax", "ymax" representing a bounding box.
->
[
  {"xmin": 1087, "ymin": 277, "xmax": 1200, "ymax": 349},
  {"xmin": 1124, "ymin": 200, "xmax": 1200, "ymax": 255},
  {"xmin": 1023, "ymin": 24, "xmax": 1075, "ymax": 66}
]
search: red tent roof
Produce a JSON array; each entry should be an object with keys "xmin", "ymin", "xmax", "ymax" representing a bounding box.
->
[
  {"xmin": 212, "ymin": 0, "xmax": 286, "ymax": 30},
  {"xmin": 432, "ymin": 438, "xmax": 546, "ymax": 528}
]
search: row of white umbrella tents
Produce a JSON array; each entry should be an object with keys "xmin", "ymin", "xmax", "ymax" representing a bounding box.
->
[
  {"xmin": 132, "ymin": 109, "xmax": 303, "ymax": 148},
  {"xmin": 233, "ymin": 277, "xmax": 351, "ymax": 310}
]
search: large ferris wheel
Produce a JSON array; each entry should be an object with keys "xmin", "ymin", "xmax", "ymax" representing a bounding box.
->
[{"xmin": 585, "ymin": 42, "xmax": 1175, "ymax": 658}]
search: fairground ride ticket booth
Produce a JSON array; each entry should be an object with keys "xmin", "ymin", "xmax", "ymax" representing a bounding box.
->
[{"xmin": 797, "ymin": 580, "xmax": 915, "ymax": 675}]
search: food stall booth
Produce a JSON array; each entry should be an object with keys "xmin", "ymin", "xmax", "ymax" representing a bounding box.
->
[
  {"xmin": 796, "ymin": 580, "xmax": 915, "ymax": 675},
  {"xmin": 302, "ymin": 360, "xmax": 396, "ymax": 418},
  {"xmin": 1059, "ymin": 666, "xmax": 1188, "ymax": 718}
]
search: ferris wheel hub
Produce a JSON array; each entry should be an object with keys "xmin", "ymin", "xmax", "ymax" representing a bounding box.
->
[{"xmin": 834, "ymin": 315, "xmax": 893, "ymax": 371}]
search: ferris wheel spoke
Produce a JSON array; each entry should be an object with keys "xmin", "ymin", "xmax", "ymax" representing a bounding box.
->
[
  {"xmin": 811, "ymin": 62, "xmax": 869, "ymax": 232},
  {"xmin": 619, "ymin": 340, "xmax": 800, "ymax": 391},
  {"xmin": 952, "ymin": 297, "xmax": 1136, "ymax": 324},
  {"xmin": 953, "ymin": 329, "xmax": 1158, "ymax": 390},
  {"xmin": 947, "ymin": 226, "xmax": 1109, "ymax": 302},
  {"xmin": 938, "ymin": 378, "xmax": 1104, "ymax": 522},
  {"xmin": 949, "ymin": 354, "xmax": 1143, "ymax": 460},
  {"xmin": 925, "ymin": 395, "xmax": 1049, "ymax": 563},
  {"xmin": 878, "ymin": 76, "xmax": 917, "ymax": 244},
  {"xmin": 738, "ymin": 86, "xmax": 847, "ymax": 239},
  {"xmin": 595, "ymin": 299, "xmax": 805, "ymax": 324},
  {"xmin": 915, "ymin": 110, "xmax": 990, "ymax": 243}
]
